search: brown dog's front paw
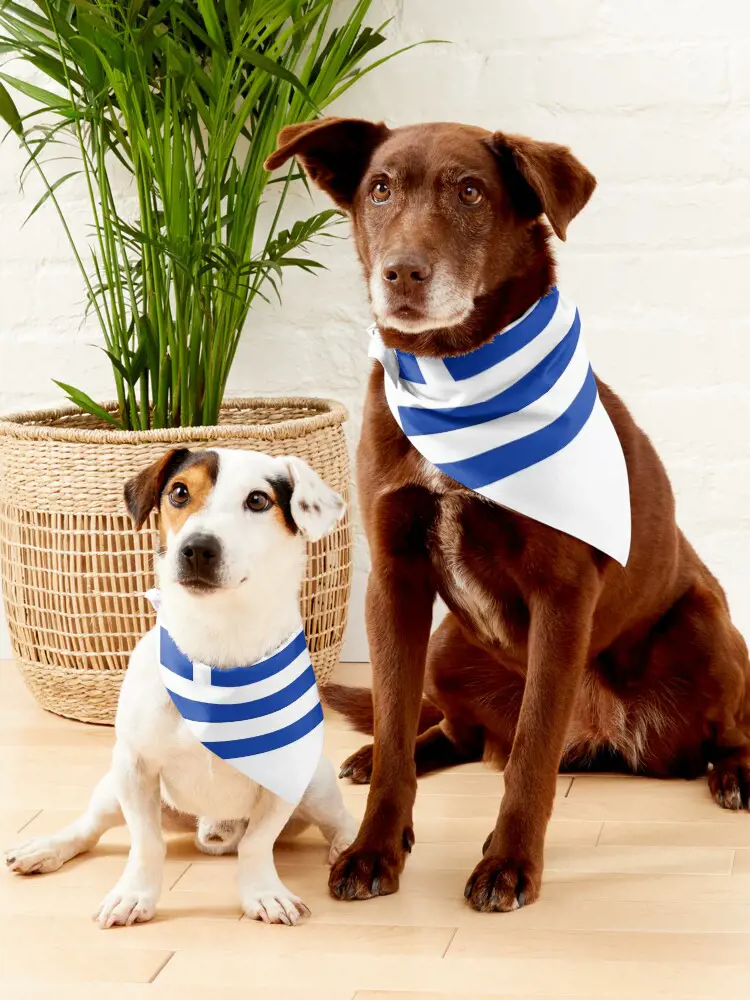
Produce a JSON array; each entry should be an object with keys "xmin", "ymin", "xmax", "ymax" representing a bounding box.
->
[
  {"xmin": 339, "ymin": 744, "xmax": 374, "ymax": 784},
  {"xmin": 709, "ymin": 758, "xmax": 750, "ymax": 810},
  {"xmin": 328, "ymin": 831, "xmax": 412, "ymax": 901},
  {"xmin": 464, "ymin": 855, "xmax": 541, "ymax": 913}
]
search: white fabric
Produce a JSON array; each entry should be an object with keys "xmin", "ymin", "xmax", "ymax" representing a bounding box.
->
[
  {"xmin": 368, "ymin": 288, "xmax": 631, "ymax": 565},
  {"xmin": 147, "ymin": 591, "xmax": 323, "ymax": 804}
]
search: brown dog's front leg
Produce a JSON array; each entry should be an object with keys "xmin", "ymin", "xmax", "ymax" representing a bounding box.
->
[
  {"xmin": 465, "ymin": 581, "xmax": 598, "ymax": 912},
  {"xmin": 329, "ymin": 557, "xmax": 435, "ymax": 900}
]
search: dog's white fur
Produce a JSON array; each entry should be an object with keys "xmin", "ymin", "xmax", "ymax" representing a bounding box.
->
[
  {"xmin": 368, "ymin": 264, "xmax": 474, "ymax": 334},
  {"xmin": 4, "ymin": 448, "xmax": 356, "ymax": 927}
]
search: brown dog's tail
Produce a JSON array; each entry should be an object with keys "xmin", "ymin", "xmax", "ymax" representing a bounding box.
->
[{"xmin": 322, "ymin": 684, "xmax": 443, "ymax": 736}]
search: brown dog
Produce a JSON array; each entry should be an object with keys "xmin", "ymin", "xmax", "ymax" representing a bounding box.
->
[{"xmin": 266, "ymin": 119, "xmax": 750, "ymax": 912}]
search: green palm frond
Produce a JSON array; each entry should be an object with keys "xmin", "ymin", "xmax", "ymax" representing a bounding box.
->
[{"xmin": 0, "ymin": 0, "xmax": 430, "ymax": 429}]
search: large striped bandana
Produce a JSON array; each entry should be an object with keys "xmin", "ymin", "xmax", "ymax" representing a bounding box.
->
[
  {"xmin": 369, "ymin": 287, "xmax": 631, "ymax": 565},
  {"xmin": 147, "ymin": 592, "xmax": 323, "ymax": 804}
]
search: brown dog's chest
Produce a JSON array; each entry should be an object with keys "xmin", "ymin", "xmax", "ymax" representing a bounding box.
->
[
  {"xmin": 428, "ymin": 491, "xmax": 667, "ymax": 766},
  {"xmin": 427, "ymin": 485, "xmax": 530, "ymax": 655}
]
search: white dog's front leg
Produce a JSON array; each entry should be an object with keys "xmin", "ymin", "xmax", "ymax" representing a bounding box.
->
[
  {"xmin": 296, "ymin": 756, "xmax": 358, "ymax": 864},
  {"xmin": 238, "ymin": 790, "xmax": 307, "ymax": 925},
  {"xmin": 6, "ymin": 770, "xmax": 123, "ymax": 876},
  {"xmin": 95, "ymin": 744, "xmax": 165, "ymax": 929}
]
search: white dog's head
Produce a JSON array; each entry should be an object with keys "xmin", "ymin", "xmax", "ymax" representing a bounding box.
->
[{"xmin": 124, "ymin": 447, "xmax": 345, "ymax": 602}]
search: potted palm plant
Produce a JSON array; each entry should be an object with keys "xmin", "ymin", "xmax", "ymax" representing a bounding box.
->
[{"xmin": 0, "ymin": 0, "xmax": 416, "ymax": 722}]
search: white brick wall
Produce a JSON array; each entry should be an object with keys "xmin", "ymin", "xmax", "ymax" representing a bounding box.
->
[{"xmin": 2, "ymin": 0, "xmax": 750, "ymax": 660}]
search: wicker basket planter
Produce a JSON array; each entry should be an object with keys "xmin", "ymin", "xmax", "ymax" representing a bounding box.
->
[{"xmin": 0, "ymin": 398, "xmax": 352, "ymax": 725}]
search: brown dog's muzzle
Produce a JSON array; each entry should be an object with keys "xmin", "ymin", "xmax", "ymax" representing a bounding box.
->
[
  {"xmin": 381, "ymin": 251, "xmax": 432, "ymax": 288},
  {"xmin": 378, "ymin": 248, "xmax": 434, "ymax": 321}
]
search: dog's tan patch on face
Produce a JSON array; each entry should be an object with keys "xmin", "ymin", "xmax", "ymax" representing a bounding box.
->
[
  {"xmin": 270, "ymin": 504, "xmax": 292, "ymax": 534},
  {"xmin": 158, "ymin": 451, "xmax": 219, "ymax": 546},
  {"xmin": 266, "ymin": 475, "xmax": 298, "ymax": 535}
]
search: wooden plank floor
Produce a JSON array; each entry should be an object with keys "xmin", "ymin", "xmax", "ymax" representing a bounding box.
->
[{"xmin": 3, "ymin": 660, "xmax": 750, "ymax": 999}]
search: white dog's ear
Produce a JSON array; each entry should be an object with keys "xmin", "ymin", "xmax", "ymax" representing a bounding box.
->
[
  {"xmin": 279, "ymin": 456, "xmax": 346, "ymax": 542},
  {"xmin": 124, "ymin": 447, "xmax": 191, "ymax": 529}
]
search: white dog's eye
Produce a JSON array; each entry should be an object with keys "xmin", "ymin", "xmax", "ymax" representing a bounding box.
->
[
  {"xmin": 245, "ymin": 490, "xmax": 272, "ymax": 513},
  {"xmin": 169, "ymin": 482, "xmax": 190, "ymax": 507}
]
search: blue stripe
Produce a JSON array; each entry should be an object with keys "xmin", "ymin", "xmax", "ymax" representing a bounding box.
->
[
  {"xmin": 165, "ymin": 665, "xmax": 317, "ymax": 723},
  {"xmin": 443, "ymin": 286, "xmax": 559, "ymax": 381},
  {"xmin": 159, "ymin": 627, "xmax": 307, "ymax": 686},
  {"xmin": 395, "ymin": 350, "xmax": 426, "ymax": 383},
  {"xmin": 209, "ymin": 630, "xmax": 307, "ymax": 686},
  {"xmin": 398, "ymin": 310, "xmax": 580, "ymax": 438},
  {"xmin": 160, "ymin": 627, "xmax": 193, "ymax": 680},
  {"xmin": 436, "ymin": 366, "xmax": 598, "ymax": 488},
  {"xmin": 203, "ymin": 701, "xmax": 324, "ymax": 758}
]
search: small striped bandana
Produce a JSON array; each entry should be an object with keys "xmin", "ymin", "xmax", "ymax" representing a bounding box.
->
[
  {"xmin": 369, "ymin": 287, "xmax": 631, "ymax": 565},
  {"xmin": 148, "ymin": 592, "xmax": 324, "ymax": 804}
]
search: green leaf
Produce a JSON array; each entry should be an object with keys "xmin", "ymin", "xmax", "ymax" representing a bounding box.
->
[
  {"xmin": 26, "ymin": 52, "xmax": 79, "ymax": 91},
  {"xmin": 23, "ymin": 170, "xmax": 80, "ymax": 225},
  {"xmin": 137, "ymin": 0, "xmax": 177, "ymax": 41},
  {"xmin": 196, "ymin": 0, "xmax": 226, "ymax": 54},
  {"xmin": 239, "ymin": 47, "xmax": 321, "ymax": 114},
  {"xmin": 0, "ymin": 80, "xmax": 22, "ymax": 136},
  {"xmin": 98, "ymin": 347, "xmax": 134, "ymax": 383},
  {"xmin": 53, "ymin": 381, "xmax": 121, "ymax": 427},
  {"xmin": 225, "ymin": 0, "xmax": 240, "ymax": 42},
  {"xmin": 267, "ymin": 170, "xmax": 304, "ymax": 185},
  {"xmin": 265, "ymin": 208, "xmax": 343, "ymax": 260},
  {"xmin": 0, "ymin": 72, "xmax": 64, "ymax": 110},
  {"xmin": 277, "ymin": 256, "xmax": 326, "ymax": 271},
  {"xmin": 129, "ymin": 339, "xmax": 150, "ymax": 383}
]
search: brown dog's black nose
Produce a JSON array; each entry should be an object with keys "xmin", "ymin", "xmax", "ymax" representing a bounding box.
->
[
  {"xmin": 179, "ymin": 534, "xmax": 221, "ymax": 582},
  {"xmin": 382, "ymin": 253, "xmax": 432, "ymax": 285}
]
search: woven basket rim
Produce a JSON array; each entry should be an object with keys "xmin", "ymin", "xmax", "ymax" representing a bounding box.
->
[{"xmin": 0, "ymin": 396, "xmax": 348, "ymax": 444}]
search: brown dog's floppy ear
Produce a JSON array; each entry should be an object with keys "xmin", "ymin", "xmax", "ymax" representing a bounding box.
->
[
  {"xmin": 485, "ymin": 132, "xmax": 596, "ymax": 241},
  {"xmin": 265, "ymin": 116, "xmax": 390, "ymax": 210},
  {"xmin": 124, "ymin": 448, "xmax": 190, "ymax": 530}
]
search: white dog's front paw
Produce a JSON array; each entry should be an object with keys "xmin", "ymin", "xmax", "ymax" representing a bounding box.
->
[
  {"xmin": 242, "ymin": 884, "xmax": 310, "ymax": 926},
  {"xmin": 5, "ymin": 838, "xmax": 66, "ymax": 875},
  {"xmin": 94, "ymin": 886, "xmax": 157, "ymax": 929}
]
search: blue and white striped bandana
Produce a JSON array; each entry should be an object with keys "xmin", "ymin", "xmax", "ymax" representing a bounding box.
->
[
  {"xmin": 369, "ymin": 287, "xmax": 631, "ymax": 565},
  {"xmin": 147, "ymin": 593, "xmax": 324, "ymax": 804}
]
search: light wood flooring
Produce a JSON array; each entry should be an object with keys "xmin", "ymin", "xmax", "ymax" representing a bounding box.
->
[{"xmin": 3, "ymin": 659, "xmax": 750, "ymax": 999}]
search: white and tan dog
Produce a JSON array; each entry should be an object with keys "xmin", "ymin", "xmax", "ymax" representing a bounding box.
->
[{"xmin": 5, "ymin": 447, "xmax": 357, "ymax": 927}]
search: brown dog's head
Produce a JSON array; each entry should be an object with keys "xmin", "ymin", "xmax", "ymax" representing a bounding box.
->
[{"xmin": 266, "ymin": 119, "xmax": 595, "ymax": 355}]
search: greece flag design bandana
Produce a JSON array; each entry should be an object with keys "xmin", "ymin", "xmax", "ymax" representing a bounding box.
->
[
  {"xmin": 148, "ymin": 593, "xmax": 323, "ymax": 804},
  {"xmin": 369, "ymin": 287, "xmax": 631, "ymax": 565}
]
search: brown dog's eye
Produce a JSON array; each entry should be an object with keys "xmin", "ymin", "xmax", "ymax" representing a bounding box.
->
[
  {"xmin": 246, "ymin": 490, "xmax": 272, "ymax": 513},
  {"xmin": 370, "ymin": 180, "xmax": 391, "ymax": 204},
  {"xmin": 169, "ymin": 482, "xmax": 190, "ymax": 507},
  {"xmin": 459, "ymin": 184, "xmax": 483, "ymax": 206}
]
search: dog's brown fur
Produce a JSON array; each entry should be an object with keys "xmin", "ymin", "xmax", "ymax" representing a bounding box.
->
[
  {"xmin": 124, "ymin": 449, "xmax": 219, "ymax": 545},
  {"xmin": 267, "ymin": 119, "xmax": 750, "ymax": 913}
]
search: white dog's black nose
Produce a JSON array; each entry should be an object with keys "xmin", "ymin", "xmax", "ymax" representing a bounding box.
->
[{"xmin": 178, "ymin": 534, "xmax": 222, "ymax": 584}]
